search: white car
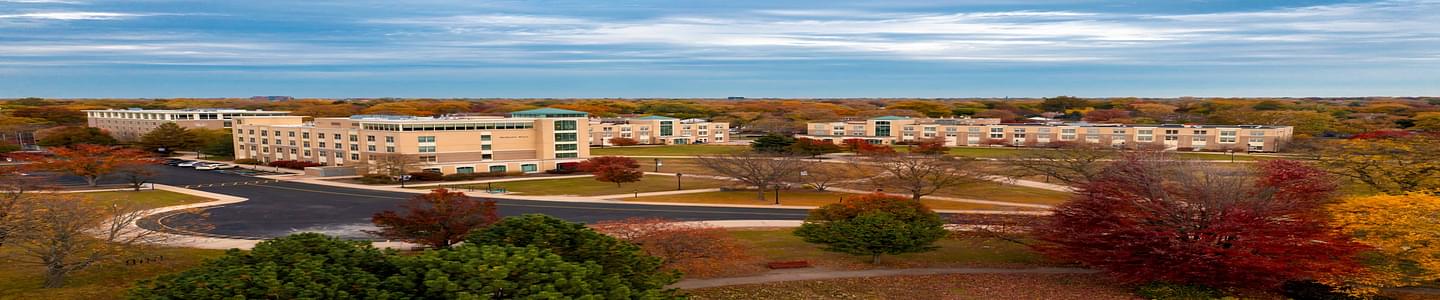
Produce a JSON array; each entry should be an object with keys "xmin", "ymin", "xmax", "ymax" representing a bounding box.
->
[
  {"xmin": 177, "ymin": 161, "xmax": 201, "ymax": 167},
  {"xmin": 194, "ymin": 163, "xmax": 236, "ymax": 170}
]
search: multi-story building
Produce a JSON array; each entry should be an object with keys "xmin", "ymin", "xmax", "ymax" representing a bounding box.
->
[
  {"xmin": 84, "ymin": 108, "xmax": 290, "ymax": 140},
  {"xmin": 798, "ymin": 116, "xmax": 1294, "ymax": 152},
  {"xmin": 587, "ymin": 116, "xmax": 729, "ymax": 145},
  {"xmin": 230, "ymin": 108, "xmax": 590, "ymax": 174}
]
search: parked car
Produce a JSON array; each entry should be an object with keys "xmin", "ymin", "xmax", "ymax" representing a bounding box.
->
[
  {"xmin": 194, "ymin": 163, "xmax": 236, "ymax": 170},
  {"xmin": 176, "ymin": 161, "xmax": 201, "ymax": 167}
]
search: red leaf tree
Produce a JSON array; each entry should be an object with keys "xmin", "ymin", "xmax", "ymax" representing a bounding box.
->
[
  {"xmin": 1034, "ymin": 157, "xmax": 1365, "ymax": 291},
  {"xmin": 578, "ymin": 156, "xmax": 644, "ymax": 187},
  {"xmin": 23, "ymin": 144, "xmax": 154, "ymax": 186},
  {"xmin": 592, "ymin": 217, "xmax": 750, "ymax": 277},
  {"xmin": 368, "ymin": 188, "xmax": 498, "ymax": 249},
  {"xmin": 912, "ymin": 137, "xmax": 949, "ymax": 155}
]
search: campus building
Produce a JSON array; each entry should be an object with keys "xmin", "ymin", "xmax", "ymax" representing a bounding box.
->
[
  {"xmin": 798, "ymin": 116, "xmax": 1294, "ymax": 152},
  {"xmin": 587, "ymin": 116, "xmax": 730, "ymax": 146},
  {"xmin": 83, "ymin": 108, "xmax": 290, "ymax": 140},
  {"xmin": 230, "ymin": 108, "xmax": 590, "ymax": 174}
]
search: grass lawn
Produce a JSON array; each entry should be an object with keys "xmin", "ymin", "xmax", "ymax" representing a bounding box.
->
[
  {"xmin": 728, "ymin": 229, "xmax": 1052, "ymax": 270},
  {"xmin": 627, "ymin": 190, "xmax": 1030, "ymax": 211},
  {"xmin": 893, "ymin": 145, "xmax": 1269, "ymax": 161},
  {"xmin": 685, "ymin": 273, "xmax": 1140, "ymax": 300},
  {"xmin": 934, "ymin": 182, "xmax": 1074, "ymax": 206},
  {"xmin": 79, "ymin": 190, "xmax": 212, "ymax": 209},
  {"xmin": 0, "ymin": 247, "xmax": 226, "ymax": 300},
  {"xmin": 450, "ymin": 174, "xmax": 735, "ymax": 196},
  {"xmin": 591, "ymin": 145, "xmax": 746, "ymax": 156}
]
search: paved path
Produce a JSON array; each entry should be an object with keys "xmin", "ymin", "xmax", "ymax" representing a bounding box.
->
[{"xmin": 671, "ymin": 267, "xmax": 1097, "ymax": 289}]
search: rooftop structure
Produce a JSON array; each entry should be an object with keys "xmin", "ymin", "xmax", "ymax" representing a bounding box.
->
[{"xmin": 84, "ymin": 108, "xmax": 290, "ymax": 140}]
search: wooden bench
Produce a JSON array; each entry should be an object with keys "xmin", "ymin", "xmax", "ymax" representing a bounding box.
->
[{"xmin": 765, "ymin": 260, "xmax": 811, "ymax": 269}]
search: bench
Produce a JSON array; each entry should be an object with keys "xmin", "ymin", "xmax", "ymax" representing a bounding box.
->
[{"xmin": 765, "ymin": 260, "xmax": 811, "ymax": 269}]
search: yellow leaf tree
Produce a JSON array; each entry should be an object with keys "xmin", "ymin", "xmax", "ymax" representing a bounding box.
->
[{"xmin": 1328, "ymin": 193, "xmax": 1440, "ymax": 294}]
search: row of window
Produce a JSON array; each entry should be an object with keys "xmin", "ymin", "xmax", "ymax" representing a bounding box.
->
[{"xmin": 359, "ymin": 122, "xmax": 536, "ymax": 131}]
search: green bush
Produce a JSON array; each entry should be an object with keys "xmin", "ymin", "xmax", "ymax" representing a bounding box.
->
[
  {"xmin": 466, "ymin": 214, "xmax": 679, "ymax": 296},
  {"xmin": 1135, "ymin": 282, "xmax": 1224, "ymax": 300},
  {"xmin": 358, "ymin": 174, "xmax": 395, "ymax": 184},
  {"xmin": 406, "ymin": 171, "xmax": 443, "ymax": 181},
  {"xmin": 233, "ymin": 158, "xmax": 262, "ymax": 165},
  {"xmin": 383, "ymin": 245, "xmax": 641, "ymax": 299},
  {"xmin": 129, "ymin": 233, "xmax": 401, "ymax": 299},
  {"xmin": 793, "ymin": 193, "xmax": 948, "ymax": 264}
]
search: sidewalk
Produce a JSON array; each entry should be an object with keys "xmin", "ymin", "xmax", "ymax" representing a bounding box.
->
[
  {"xmin": 671, "ymin": 267, "xmax": 1097, "ymax": 289},
  {"xmin": 646, "ymin": 171, "xmax": 1054, "ymax": 210}
]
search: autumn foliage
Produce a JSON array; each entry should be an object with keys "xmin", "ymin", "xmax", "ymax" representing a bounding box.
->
[
  {"xmin": 578, "ymin": 156, "xmax": 645, "ymax": 187},
  {"xmin": 1034, "ymin": 158, "xmax": 1365, "ymax": 291},
  {"xmin": 592, "ymin": 217, "xmax": 750, "ymax": 277},
  {"xmin": 23, "ymin": 144, "xmax": 154, "ymax": 186},
  {"xmin": 608, "ymin": 137, "xmax": 640, "ymax": 146},
  {"xmin": 1328, "ymin": 193, "xmax": 1440, "ymax": 294},
  {"xmin": 911, "ymin": 137, "xmax": 949, "ymax": 155},
  {"xmin": 841, "ymin": 138, "xmax": 894, "ymax": 155},
  {"xmin": 368, "ymin": 188, "xmax": 498, "ymax": 249}
]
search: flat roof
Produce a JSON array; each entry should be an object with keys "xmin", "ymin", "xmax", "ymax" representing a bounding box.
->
[{"xmin": 84, "ymin": 108, "xmax": 289, "ymax": 113}]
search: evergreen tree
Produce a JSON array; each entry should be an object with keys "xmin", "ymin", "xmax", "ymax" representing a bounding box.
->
[{"xmin": 136, "ymin": 123, "xmax": 199, "ymax": 153}]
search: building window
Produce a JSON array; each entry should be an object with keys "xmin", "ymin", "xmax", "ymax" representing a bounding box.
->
[
  {"xmin": 304, "ymin": 150, "xmax": 311, "ymax": 156},
  {"xmin": 419, "ymin": 155, "xmax": 437, "ymax": 162},
  {"xmin": 556, "ymin": 153, "xmax": 578, "ymax": 158},
  {"xmin": 555, "ymin": 133, "xmax": 577, "ymax": 142},
  {"xmin": 874, "ymin": 121, "xmax": 891, "ymax": 136},
  {"xmin": 386, "ymin": 146, "xmax": 395, "ymax": 152},
  {"xmin": 319, "ymin": 142, "xmax": 326, "ymax": 148},
  {"xmin": 351, "ymin": 153, "xmax": 359, "ymax": 160},
  {"xmin": 489, "ymin": 165, "xmax": 507, "ymax": 173},
  {"xmin": 522, "ymin": 164, "xmax": 538, "ymax": 173},
  {"xmin": 418, "ymin": 136, "xmax": 435, "ymax": 143},
  {"xmin": 385, "ymin": 136, "xmax": 394, "ymax": 143},
  {"xmin": 456, "ymin": 167, "xmax": 475, "ymax": 174},
  {"xmin": 418, "ymin": 146, "xmax": 436, "ymax": 153},
  {"xmin": 555, "ymin": 144, "xmax": 578, "ymax": 151},
  {"xmin": 288, "ymin": 132, "xmax": 295, "ymax": 137},
  {"xmin": 367, "ymin": 145, "xmax": 376, "ymax": 151},
  {"xmin": 336, "ymin": 152, "xmax": 344, "ymax": 158},
  {"xmin": 1251, "ymin": 131, "xmax": 1266, "ymax": 136},
  {"xmin": 349, "ymin": 135, "xmax": 358, "ymax": 142},
  {"xmin": 1249, "ymin": 137, "xmax": 1265, "ymax": 143},
  {"xmin": 482, "ymin": 154, "xmax": 493, "ymax": 160},
  {"xmin": 367, "ymin": 135, "xmax": 375, "ymax": 142},
  {"xmin": 481, "ymin": 145, "xmax": 491, "ymax": 150},
  {"xmin": 481, "ymin": 135, "xmax": 491, "ymax": 141},
  {"xmin": 350, "ymin": 145, "xmax": 358, "ymax": 151},
  {"xmin": 555, "ymin": 120, "xmax": 577, "ymax": 131},
  {"xmin": 302, "ymin": 132, "xmax": 310, "ymax": 139}
]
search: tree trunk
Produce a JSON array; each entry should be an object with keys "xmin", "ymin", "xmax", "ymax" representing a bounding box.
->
[
  {"xmin": 911, "ymin": 193, "xmax": 923, "ymax": 202},
  {"xmin": 43, "ymin": 265, "xmax": 66, "ymax": 288},
  {"xmin": 757, "ymin": 185, "xmax": 767, "ymax": 201},
  {"xmin": 616, "ymin": 181, "xmax": 622, "ymax": 188},
  {"xmin": 871, "ymin": 253, "xmax": 882, "ymax": 264},
  {"xmin": 84, "ymin": 176, "xmax": 98, "ymax": 187}
]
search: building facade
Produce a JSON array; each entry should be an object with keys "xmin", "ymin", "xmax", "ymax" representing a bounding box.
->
[
  {"xmin": 230, "ymin": 108, "xmax": 590, "ymax": 175},
  {"xmin": 798, "ymin": 116, "xmax": 1294, "ymax": 152},
  {"xmin": 587, "ymin": 116, "xmax": 730, "ymax": 146},
  {"xmin": 84, "ymin": 108, "xmax": 290, "ymax": 140}
]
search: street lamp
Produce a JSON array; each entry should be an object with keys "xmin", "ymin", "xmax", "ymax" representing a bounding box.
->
[
  {"xmin": 676, "ymin": 173, "xmax": 683, "ymax": 190},
  {"xmin": 399, "ymin": 174, "xmax": 411, "ymax": 188},
  {"xmin": 1226, "ymin": 150, "xmax": 1235, "ymax": 163},
  {"xmin": 773, "ymin": 185, "xmax": 781, "ymax": 205}
]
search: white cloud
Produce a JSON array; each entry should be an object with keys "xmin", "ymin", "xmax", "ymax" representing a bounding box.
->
[{"xmin": 0, "ymin": 12, "xmax": 148, "ymax": 20}]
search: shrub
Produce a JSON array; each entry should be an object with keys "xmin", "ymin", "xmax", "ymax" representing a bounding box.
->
[
  {"xmin": 129, "ymin": 233, "xmax": 401, "ymax": 299},
  {"xmin": 358, "ymin": 174, "xmax": 395, "ymax": 184},
  {"xmin": 1282, "ymin": 281, "xmax": 1382, "ymax": 300},
  {"xmin": 547, "ymin": 162, "xmax": 581, "ymax": 174},
  {"xmin": 267, "ymin": 160, "xmax": 323, "ymax": 169},
  {"xmin": 405, "ymin": 171, "xmax": 443, "ymax": 181},
  {"xmin": 368, "ymin": 189, "xmax": 498, "ymax": 249},
  {"xmin": 1134, "ymin": 282, "xmax": 1223, "ymax": 300},
  {"xmin": 233, "ymin": 158, "xmax": 262, "ymax": 165},
  {"xmin": 385, "ymin": 245, "xmax": 645, "ymax": 298},
  {"xmin": 466, "ymin": 214, "xmax": 679, "ymax": 295},
  {"xmin": 793, "ymin": 193, "xmax": 948, "ymax": 264},
  {"xmin": 609, "ymin": 137, "xmax": 640, "ymax": 146}
]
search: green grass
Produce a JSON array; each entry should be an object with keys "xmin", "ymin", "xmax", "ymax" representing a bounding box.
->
[
  {"xmin": 79, "ymin": 190, "xmax": 212, "ymax": 209},
  {"xmin": 591, "ymin": 145, "xmax": 747, "ymax": 156},
  {"xmin": 629, "ymin": 190, "xmax": 1023, "ymax": 211},
  {"xmin": 0, "ymin": 247, "xmax": 226, "ymax": 300},
  {"xmin": 449, "ymin": 174, "xmax": 735, "ymax": 196},
  {"xmin": 728, "ymin": 229, "xmax": 1049, "ymax": 269},
  {"xmin": 935, "ymin": 182, "xmax": 1074, "ymax": 206}
]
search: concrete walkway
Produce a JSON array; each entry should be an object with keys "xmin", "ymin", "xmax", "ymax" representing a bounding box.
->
[
  {"xmin": 671, "ymin": 267, "xmax": 1097, "ymax": 289},
  {"xmin": 646, "ymin": 171, "xmax": 1055, "ymax": 210}
]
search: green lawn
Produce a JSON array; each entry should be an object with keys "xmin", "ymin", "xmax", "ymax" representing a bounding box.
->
[
  {"xmin": 0, "ymin": 247, "xmax": 226, "ymax": 300},
  {"xmin": 449, "ymin": 174, "xmax": 735, "ymax": 196},
  {"xmin": 80, "ymin": 190, "xmax": 212, "ymax": 209},
  {"xmin": 591, "ymin": 145, "xmax": 747, "ymax": 156},
  {"xmin": 936, "ymin": 182, "xmax": 1074, "ymax": 206},
  {"xmin": 629, "ymin": 190, "xmax": 1025, "ymax": 211}
]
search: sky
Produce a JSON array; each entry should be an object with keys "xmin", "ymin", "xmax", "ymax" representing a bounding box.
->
[{"xmin": 1, "ymin": 0, "xmax": 1437, "ymax": 98}]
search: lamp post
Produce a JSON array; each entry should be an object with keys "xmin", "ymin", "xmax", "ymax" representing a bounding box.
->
[
  {"xmin": 773, "ymin": 185, "xmax": 781, "ymax": 205},
  {"xmin": 654, "ymin": 158, "xmax": 662, "ymax": 172},
  {"xmin": 1226, "ymin": 150, "xmax": 1235, "ymax": 163},
  {"xmin": 399, "ymin": 175, "xmax": 410, "ymax": 188},
  {"xmin": 676, "ymin": 173, "xmax": 683, "ymax": 190}
]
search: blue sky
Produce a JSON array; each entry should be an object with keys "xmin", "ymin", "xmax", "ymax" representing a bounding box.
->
[{"xmin": 1, "ymin": 0, "xmax": 1437, "ymax": 98}]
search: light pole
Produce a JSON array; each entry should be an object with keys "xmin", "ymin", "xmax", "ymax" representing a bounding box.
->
[
  {"xmin": 676, "ymin": 173, "xmax": 683, "ymax": 190},
  {"xmin": 654, "ymin": 158, "xmax": 662, "ymax": 172},
  {"xmin": 773, "ymin": 185, "xmax": 781, "ymax": 205},
  {"xmin": 1226, "ymin": 150, "xmax": 1235, "ymax": 163}
]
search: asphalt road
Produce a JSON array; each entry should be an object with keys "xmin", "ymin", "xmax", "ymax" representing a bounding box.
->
[{"xmin": 107, "ymin": 166, "xmax": 810, "ymax": 239}]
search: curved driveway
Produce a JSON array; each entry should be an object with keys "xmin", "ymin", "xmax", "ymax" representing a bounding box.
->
[{"xmin": 137, "ymin": 167, "xmax": 809, "ymax": 239}]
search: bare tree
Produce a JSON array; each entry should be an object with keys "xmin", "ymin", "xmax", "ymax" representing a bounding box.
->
[
  {"xmin": 695, "ymin": 152, "xmax": 809, "ymax": 200},
  {"xmin": 2, "ymin": 194, "xmax": 177, "ymax": 288},
  {"xmin": 868, "ymin": 154, "xmax": 984, "ymax": 201},
  {"xmin": 1001, "ymin": 142, "xmax": 1117, "ymax": 187},
  {"xmin": 370, "ymin": 153, "xmax": 420, "ymax": 177},
  {"xmin": 0, "ymin": 169, "xmax": 51, "ymax": 248},
  {"xmin": 799, "ymin": 159, "xmax": 864, "ymax": 192},
  {"xmin": 118, "ymin": 165, "xmax": 155, "ymax": 191}
]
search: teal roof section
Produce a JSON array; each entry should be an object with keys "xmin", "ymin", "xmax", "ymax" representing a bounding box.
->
[
  {"xmin": 870, "ymin": 116, "xmax": 911, "ymax": 120},
  {"xmin": 634, "ymin": 115, "xmax": 677, "ymax": 120},
  {"xmin": 509, "ymin": 107, "xmax": 589, "ymax": 118}
]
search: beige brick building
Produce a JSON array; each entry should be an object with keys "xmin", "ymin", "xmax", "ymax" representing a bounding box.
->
[
  {"xmin": 587, "ymin": 116, "xmax": 730, "ymax": 146},
  {"xmin": 84, "ymin": 108, "xmax": 290, "ymax": 140},
  {"xmin": 798, "ymin": 116, "xmax": 1294, "ymax": 152},
  {"xmin": 231, "ymin": 108, "xmax": 590, "ymax": 174}
]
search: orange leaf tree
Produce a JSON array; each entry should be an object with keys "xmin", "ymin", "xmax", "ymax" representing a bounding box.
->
[
  {"xmin": 578, "ymin": 156, "xmax": 644, "ymax": 187},
  {"xmin": 368, "ymin": 188, "xmax": 498, "ymax": 249},
  {"xmin": 25, "ymin": 144, "xmax": 153, "ymax": 186}
]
